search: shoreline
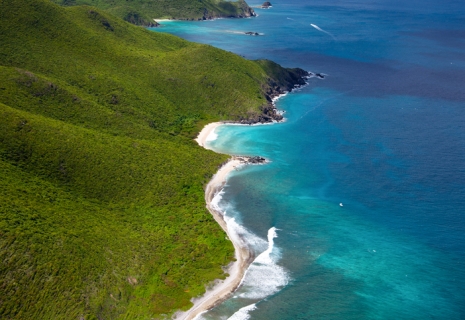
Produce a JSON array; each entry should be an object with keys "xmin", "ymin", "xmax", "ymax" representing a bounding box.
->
[
  {"xmin": 178, "ymin": 78, "xmax": 309, "ymax": 319},
  {"xmin": 175, "ymin": 123, "xmax": 255, "ymax": 320},
  {"xmin": 194, "ymin": 122, "xmax": 224, "ymax": 149}
]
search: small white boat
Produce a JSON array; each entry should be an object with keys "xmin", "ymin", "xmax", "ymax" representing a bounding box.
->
[{"xmin": 339, "ymin": 203, "xmax": 343, "ymax": 207}]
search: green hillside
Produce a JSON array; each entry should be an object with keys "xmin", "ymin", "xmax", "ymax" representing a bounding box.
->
[
  {"xmin": 50, "ymin": 0, "xmax": 256, "ymax": 26},
  {"xmin": 0, "ymin": 0, "xmax": 306, "ymax": 318}
]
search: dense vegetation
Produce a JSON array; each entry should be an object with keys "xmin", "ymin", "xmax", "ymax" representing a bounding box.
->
[
  {"xmin": 0, "ymin": 0, "xmax": 304, "ymax": 318},
  {"xmin": 50, "ymin": 0, "xmax": 255, "ymax": 26}
]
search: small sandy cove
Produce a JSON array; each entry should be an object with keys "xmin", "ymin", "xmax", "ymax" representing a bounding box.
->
[
  {"xmin": 194, "ymin": 122, "xmax": 223, "ymax": 149},
  {"xmin": 175, "ymin": 123, "xmax": 253, "ymax": 320}
]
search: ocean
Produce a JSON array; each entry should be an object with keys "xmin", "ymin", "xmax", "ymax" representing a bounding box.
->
[{"xmin": 151, "ymin": 0, "xmax": 465, "ymax": 318}]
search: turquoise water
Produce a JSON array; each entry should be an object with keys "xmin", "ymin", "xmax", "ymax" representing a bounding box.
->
[{"xmin": 152, "ymin": 1, "xmax": 465, "ymax": 318}]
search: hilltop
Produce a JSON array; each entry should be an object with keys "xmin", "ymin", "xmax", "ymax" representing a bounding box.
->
[
  {"xmin": 0, "ymin": 0, "xmax": 307, "ymax": 318},
  {"xmin": 50, "ymin": 0, "xmax": 256, "ymax": 26}
]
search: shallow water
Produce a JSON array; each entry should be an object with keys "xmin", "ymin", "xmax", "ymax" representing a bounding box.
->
[{"xmin": 152, "ymin": 1, "xmax": 465, "ymax": 318}]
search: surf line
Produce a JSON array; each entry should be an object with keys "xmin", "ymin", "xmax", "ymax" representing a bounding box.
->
[
  {"xmin": 179, "ymin": 125, "xmax": 274, "ymax": 320},
  {"xmin": 182, "ymin": 141, "xmax": 279, "ymax": 318},
  {"xmin": 182, "ymin": 78, "xmax": 313, "ymax": 320},
  {"xmin": 310, "ymin": 23, "xmax": 336, "ymax": 40},
  {"xmin": 174, "ymin": 150, "xmax": 257, "ymax": 320}
]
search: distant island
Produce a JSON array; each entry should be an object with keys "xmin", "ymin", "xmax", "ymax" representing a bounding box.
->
[
  {"xmin": 51, "ymin": 0, "xmax": 256, "ymax": 26},
  {"xmin": 261, "ymin": 1, "xmax": 272, "ymax": 8},
  {"xmin": 0, "ymin": 0, "xmax": 309, "ymax": 318}
]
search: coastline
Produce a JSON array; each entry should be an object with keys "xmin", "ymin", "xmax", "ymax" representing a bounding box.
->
[
  {"xmin": 194, "ymin": 122, "xmax": 224, "ymax": 149},
  {"xmin": 176, "ymin": 123, "xmax": 254, "ymax": 320},
  {"xmin": 178, "ymin": 76, "xmax": 309, "ymax": 319}
]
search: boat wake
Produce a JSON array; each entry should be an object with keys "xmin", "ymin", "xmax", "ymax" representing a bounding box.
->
[{"xmin": 310, "ymin": 23, "xmax": 336, "ymax": 40}]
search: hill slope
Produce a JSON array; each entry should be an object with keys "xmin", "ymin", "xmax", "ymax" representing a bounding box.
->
[
  {"xmin": 0, "ymin": 0, "xmax": 307, "ymax": 318},
  {"xmin": 50, "ymin": 0, "xmax": 256, "ymax": 26}
]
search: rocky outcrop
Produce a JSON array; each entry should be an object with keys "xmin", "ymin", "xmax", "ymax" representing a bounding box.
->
[
  {"xmin": 200, "ymin": 0, "xmax": 256, "ymax": 20},
  {"xmin": 141, "ymin": 21, "xmax": 159, "ymax": 27},
  {"xmin": 236, "ymin": 66, "xmax": 310, "ymax": 125},
  {"xmin": 236, "ymin": 0, "xmax": 256, "ymax": 18},
  {"xmin": 238, "ymin": 105, "xmax": 283, "ymax": 124},
  {"xmin": 234, "ymin": 156, "xmax": 267, "ymax": 164},
  {"xmin": 264, "ymin": 69, "xmax": 310, "ymax": 101},
  {"xmin": 261, "ymin": 2, "xmax": 272, "ymax": 8}
]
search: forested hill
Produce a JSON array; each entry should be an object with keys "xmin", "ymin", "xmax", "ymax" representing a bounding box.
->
[
  {"xmin": 0, "ymin": 0, "xmax": 307, "ymax": 318},
  {"xmin": 50, "ymin": 0, "xmax": 256, "ymax": 26}
]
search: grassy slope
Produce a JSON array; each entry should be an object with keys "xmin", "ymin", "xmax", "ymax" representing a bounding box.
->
[
  {"xmin": 50, "ymin": 0, "xmax": 255, "ymax": 25},
  {"xmin": 0, "ymin": 102, "xmax": 230, "ymax": 319},
  {"xmin": 0, "ymin": 0, "xmax": 301, "ymax": 318}
]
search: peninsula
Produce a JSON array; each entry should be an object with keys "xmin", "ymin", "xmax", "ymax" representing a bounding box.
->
[
  {"xmin": 0, "ymin": 0, "xmax": 309, "ymax": 318},
  {"xmin": 51, "ymin": 0, "xmax": 256, "ymax": 26}
]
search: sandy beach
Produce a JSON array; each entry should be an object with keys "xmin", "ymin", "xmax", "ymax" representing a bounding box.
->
[
  {"xmin": 153, "ymin": 18, "xmax": 175, "ymax": 22},
  {"xmin": 194, "ymin": 122, "xmax": 224, "ymax": 149},
  {"xmin": 175, "ymin": 123, "xmax": 253, "ymax": 320}
]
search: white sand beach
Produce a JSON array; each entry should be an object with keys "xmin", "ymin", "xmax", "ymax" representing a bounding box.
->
[
  {"xmin": 194, "ymin": 122, "xmax": 224, "ymax": 149},
  {"xmin": 175, "ymin": 124, "xmax": 253, "ymax": 320}
]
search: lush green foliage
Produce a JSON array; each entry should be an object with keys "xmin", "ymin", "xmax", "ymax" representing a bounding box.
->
[
  {"xmin": 0, "ymin": 103, "xmax": 230, "ymax": 318},
  {"xmin": 255, "ymin": 59, "xmax": 309, "ymax": 91},
  {"xmin": 50, "ymin": 0, "xmax": 254, "ymax": 25},
  {"xmin": 0, "ymin": 0, "xmax": 302, "ymax": 318}
]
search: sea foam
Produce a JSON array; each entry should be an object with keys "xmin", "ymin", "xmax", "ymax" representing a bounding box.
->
[
  {"xmin": 227, "ymin": 303, "xmax": 257, "ymax": 320},
  {"xmin": 206, "ymin": 128, "xmax": 218, "ymax": 142},
  {"xmin": 211, "ymin": 190, "xmax": 267, "ymax": 250},
  {"xmin": 209, "ymin": 177, "xmax": 289, "ymax": 317},
  {"xmin": 237, "ymin": 227, "xmax": 290, "ymax": 299}
]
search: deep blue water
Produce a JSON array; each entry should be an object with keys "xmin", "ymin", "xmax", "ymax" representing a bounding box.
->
[{"xmin": 151, "ymin": 1, "xmax": 465, "ymax": 318}]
